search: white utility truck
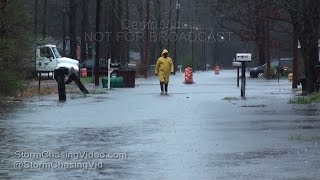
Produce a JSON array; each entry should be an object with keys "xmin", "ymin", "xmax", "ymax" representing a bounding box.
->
[{"xmin": 36, "ymin": 45, "xmax": 79, "ymax": 78}]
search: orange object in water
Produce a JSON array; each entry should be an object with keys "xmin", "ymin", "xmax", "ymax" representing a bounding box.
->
[
  {"xmin": 214, "ymin": 65, "xmax": 220, "ymax": 75},
  {"xmin": 81, "ymin": 68, "xmax": 88, "ymax": 77},
  {"xmin": 185, "ymin": 67, "xmax": 193, "ymax": 84}
]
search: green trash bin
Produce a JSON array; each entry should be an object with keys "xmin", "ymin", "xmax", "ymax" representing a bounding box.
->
[{"xmin": 102, "ymin": 77, "xmax": 124, "ymax": 88}]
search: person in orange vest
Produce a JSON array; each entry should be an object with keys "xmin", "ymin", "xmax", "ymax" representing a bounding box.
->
[{"xmin": 155, "ymin": 49, "xmax": 174, "ymax": 94}]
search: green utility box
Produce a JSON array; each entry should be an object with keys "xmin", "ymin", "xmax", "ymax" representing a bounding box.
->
[{"xmin": 102, "ymin": 77, "xmax": 124, "ymax": 88}]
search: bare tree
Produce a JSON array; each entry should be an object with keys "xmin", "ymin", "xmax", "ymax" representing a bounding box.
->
[
  {"xmin": 276, "ymin": 0, "xmax": 320, "ymax": 93},
  {"xmin": 143, "ymin": 0, "xmax": 150, "ymax": 78},
  {"xmin": 42, "ymin": 0, "xmax": 48, "ymax": 40},
  {"xmin": 298, "ymin": 0, "xmax": 320, "ymax": 93},
  {"xmin": 95, "ymin": 0, "xmax": 101, "ymax": 85},
  {"xmin": 81, "ymin": 0, "xmax": 88, "ymax": 62},
  {"xmin": 69, "ymin": 0, "xmax": 77, "ymax": 59},
  {"xmin": 0, "ymin": 0, "xmax": 6, "ymax": 10}
]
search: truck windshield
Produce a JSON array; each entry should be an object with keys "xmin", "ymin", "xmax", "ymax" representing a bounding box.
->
[{"xmin": 52, "ymin": 47, "xmax": 62, "ymax": 58}]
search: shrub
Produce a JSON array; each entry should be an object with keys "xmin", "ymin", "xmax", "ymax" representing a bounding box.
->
[
  {"xmin": 289, "ymin": 91, "xmax": 320, "ymax": 104},
  {"xmin": 282, "ymin": 68, "xmax": 292, "ymax": 77},
  {"xmin": 0, "ymin": 71, "xmax": 25, "ymax": 96},
  {"xmin": 263, "ymin": 67, "xmax": 277, "ymax": 79}
]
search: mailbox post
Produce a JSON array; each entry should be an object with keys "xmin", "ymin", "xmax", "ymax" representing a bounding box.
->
[
  {"xmin": 54, "ymin": 67, "xmax": 69, "ymax": 101},
  {"xmin": 107, "ymin": 59, "xmax": 121, "ymax": 90},
  {"xmin": 241, "ymin": 62, "xmax": 246, "ymax": 97},
  {"xmin": 54, "ymin": 67, "xmax": 89, "ymax": 101},
  {"xmin": 232, "ymin": 60, "xmax": 241, "ymax": 87},
  {"xmin": 235, "ymin": 53, "xmax": 251, "ymax": 98}
]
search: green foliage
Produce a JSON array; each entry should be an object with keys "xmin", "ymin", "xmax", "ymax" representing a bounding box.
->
[
  {"xmin": 180, "ymin": 54, "xmax": 193, "ymax": 69},
  {"xmin": 0, "ymin": 0, "xmax": 32, "ymax": 96},
  {"xmin": 289, "ymin": 91, "xmax": 320, "ymax": 104},
  {"xmin": 0, "ymin": 71, "xmax": 25, "ymax": 96},
  {"xmin": 263, "ymin": 66, "xmax": 293, "ymax": 79},
  {"xmin": 222, "ymin": 97, "xmax": 239, "ymax": 101},
  {"xmin": 263, "ymin": 66, "xmax": 277, "ymax": 79},
  {"xmin": 289, "ymin": 134, "xmax": 320, "ymax": 142},
  {"xmin": 0, "ymin": 0, "xmax": 32, "ymax": 72}
]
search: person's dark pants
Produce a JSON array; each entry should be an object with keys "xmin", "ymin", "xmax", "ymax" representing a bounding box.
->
[{"xmin": 160, "ymin": 82, "xmax": 169, "ymax": 92}]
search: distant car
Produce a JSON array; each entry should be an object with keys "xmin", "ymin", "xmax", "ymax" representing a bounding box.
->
[
  {"xmin": 80, "ymin": 59, "xmax": 121, "ymax": 76},
  {"xmin": 249, "ymin": 58, "xmax": 292, "ymax": 78}
]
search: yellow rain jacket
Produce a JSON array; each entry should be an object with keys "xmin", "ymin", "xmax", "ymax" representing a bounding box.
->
[{"xmin": 155, "ymin": 49, "xmax": 174, "ymax": 83}]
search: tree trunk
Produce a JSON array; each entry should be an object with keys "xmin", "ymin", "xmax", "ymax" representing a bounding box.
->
[
  {"xmin": 103, "ymin": 0, "xmax": 108, "ymax": 61},
  {"xmin": 256, "ymin": 19, "xmax": 266, "ymax": 66},
  {"xmin": 106, "ymin": 0, "xmax": 111, "ymax": 60},
  {"xmin": 156, "ymin": 0, "xmax": 162, "ymax": 59},
  {"xmin": 0, "ymin": 0, "xmax": 7, "ymax": 10},
  {"xmin": 95, "ymin": 0, "xmax": 101, "ymax": 86},
  {"xmin": 144, "ymin": 0, "xmax": 150, "ymax": 78},
  {"xmin": 81, "ymin": 0, "xmax": 88, "ymax": 63},
  {"xmin": 292, "ymin": 25, "xmax": 298, "ymax": 89},
  {"xmin": 265, "ymin": 18, "xmax": 271, "ymax": 79},
  {"xmin": 167, "ymin": 0, "xmax": 173, "ymax": 49},
  {"xmin": 254, "ymin": 5, "xmax": 266, "ymax": 66},
  {"xmin": 258, "ymin": 43, "xmax": 265, "ymax": 66},
  {"xmin": 299, "ymin": 0, "xmax": 320, "ymax": 94},
  {"xmin": 110, "ymin": 0, "xmax": 116, "ymax": 62},
  {"xmin": 69, "ymin": 0, "xmax": 77, "ymax": 59},
  {"xmin": 290, "ymin": 0, "xmax": 303, "ymax": 89},
  {"xmin": 125, "ymin": 0, "xmax": 130, "ymax": 65},
  {"xmin": 34, "ymin": 0, "xmax": 38, "ymax": 38},
  {"xmin": 62, "ymin": 13, "xmax": 66, "ymax": 56},
  {"xmin": 173, "ymin": 0, "xmax": 180, "ymax": 74},
  {"xmin": 42, "ymin": 0, "xmax": 47, "ymax": 40},
  {"xmin": 136, "ymin": 0, "xmax": 144, "ymax": 75},
  {"xmin": 118, "ymin": 0, "xmax": 124, "ymax": 66}
]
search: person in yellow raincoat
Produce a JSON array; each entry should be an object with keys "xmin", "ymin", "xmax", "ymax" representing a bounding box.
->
[{"xmin": 155, "ymin": 49, "xmax": 174, "ymax": 94}]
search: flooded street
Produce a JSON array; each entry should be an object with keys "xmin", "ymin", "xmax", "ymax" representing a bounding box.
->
[{"xmin": 1, "ymin": 70, "xmax": 320, "ymax": 179}]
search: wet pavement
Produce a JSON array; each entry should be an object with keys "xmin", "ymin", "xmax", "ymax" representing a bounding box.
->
[{"xmin": 1, "ymin": 70, "xmax": 320, "ymax": 180}]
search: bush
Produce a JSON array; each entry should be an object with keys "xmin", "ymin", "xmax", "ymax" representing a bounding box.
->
[
  {"xmin": 282, "ymin": 68, "xmax": 292, "ymax": 77},
  {"xmin": 0, "ymin": 71, "xmax": 25, "ymax": 96},
  {"xmin": 263, "ymin": 67, "xmax": 277, "ymax": 79},
  {"xmin": 289, "ymin": 91, "xmax": 320, "ymax": 104}
]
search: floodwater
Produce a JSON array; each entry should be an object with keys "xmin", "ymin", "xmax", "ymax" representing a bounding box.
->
[{"xmin": 1, "ymin": 70, "xmax": 320, "ymax": 180}]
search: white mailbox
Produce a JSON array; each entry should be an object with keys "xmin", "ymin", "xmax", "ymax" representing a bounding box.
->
[{"xmin": 236, "ymin": 53, "xmax": 252, "ymax": 62}]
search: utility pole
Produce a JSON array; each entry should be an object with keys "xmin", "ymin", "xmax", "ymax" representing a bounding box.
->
[
  {"xmin": 95, "ymin": 0, "xmax": 101, "ymax": 86},
  {"xmin": 173, "ymin": 0, "xmax": 180, "ymax": 75},
  {"xmin": 143, "ymin": 0, "xmax": 150, "ymax": 79}
]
